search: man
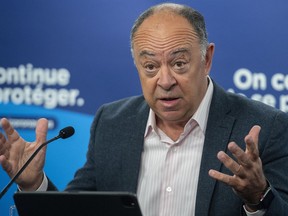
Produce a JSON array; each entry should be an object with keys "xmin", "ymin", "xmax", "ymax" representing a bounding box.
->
[{"xmin": 1, "ymin": 3, "xmax": 288, "ymax": 216}]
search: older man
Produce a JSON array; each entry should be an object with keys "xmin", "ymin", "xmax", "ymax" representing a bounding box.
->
[{"xmin": 1, "ymin": 3, "xmax": 288, "ymax": 216}]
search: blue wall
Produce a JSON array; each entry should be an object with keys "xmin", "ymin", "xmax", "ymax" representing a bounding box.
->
[{"xmin": 1, "ymin": 0, "xmax": 288, "ymax": 213}]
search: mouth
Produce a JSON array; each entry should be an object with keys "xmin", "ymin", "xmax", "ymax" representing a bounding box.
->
[
  {"xmin": 160, "ymin": 98, "xmax": 178, "ymax": 101},
  {"xmin": 158, "ymin": 97, "xmax": 180, "ymax": 107}
]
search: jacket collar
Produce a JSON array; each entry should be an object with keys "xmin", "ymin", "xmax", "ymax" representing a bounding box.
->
[{"xmin": 195, "ymin": 81, "xmax": 236, "ymax": 215}]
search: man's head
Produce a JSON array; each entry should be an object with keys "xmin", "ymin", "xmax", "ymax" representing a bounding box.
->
[
  {"xmin": 131, "ymin": 3, "xmax": 209, "ymax": 61},
  {"xmin": 131, "ymin": 3, "xmax": 215, "ymax": 126}
]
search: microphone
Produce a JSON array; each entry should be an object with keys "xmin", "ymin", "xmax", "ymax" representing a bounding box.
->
[{"xmin": 0, "ymin": 126, "xmax": 75, "ymax": 199}]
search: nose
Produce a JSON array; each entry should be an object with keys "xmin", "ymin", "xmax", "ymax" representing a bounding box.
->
[{"xmin": 157, "ymin": 66, "xmax": 176, "ymax": 91}]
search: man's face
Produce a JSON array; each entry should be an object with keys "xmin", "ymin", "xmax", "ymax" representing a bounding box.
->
[{"xmin": 133, "ymin": 11, "xmax": 214, "ymax": 126}]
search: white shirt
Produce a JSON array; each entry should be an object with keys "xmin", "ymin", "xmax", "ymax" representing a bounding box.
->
[{"xmin": 137, "ymin": 77, "xmax": 213, "ymax": 216}]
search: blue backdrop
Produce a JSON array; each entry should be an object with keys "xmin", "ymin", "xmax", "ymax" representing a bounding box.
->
[{"xmin": 1, "ymin": 0, "xmax": 288, "ymax": 214}]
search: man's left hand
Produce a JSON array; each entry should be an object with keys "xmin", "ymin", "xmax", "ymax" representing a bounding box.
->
[{"xmin": 209, "ymin": 125, "xmax": 267, "ymax": 211}]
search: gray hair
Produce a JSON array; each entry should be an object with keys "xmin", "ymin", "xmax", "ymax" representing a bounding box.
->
[{"xmin": 130, "ymin": 3, "xmax": 209, "ymax": 61}]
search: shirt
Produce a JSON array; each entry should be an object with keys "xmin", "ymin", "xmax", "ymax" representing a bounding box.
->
[{"xmin": 137, "ymin": 76, "xmax": 213, "ymax": 216}]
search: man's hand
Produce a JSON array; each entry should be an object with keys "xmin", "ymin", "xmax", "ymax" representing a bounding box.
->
[
  {"xmin": 208, "ymin": 125, "xmax": 267, "ymax": 211},
  {"xmin": 0, "ymin": 118, "xmax": 48, "ymax": 191}
]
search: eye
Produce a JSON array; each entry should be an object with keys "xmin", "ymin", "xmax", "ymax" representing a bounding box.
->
[
  {"xmin": 144, "ymin": 63, "xmax": 158, "ymax": 73},
  {"xmin": 173, "ymin": 61, "xmax": 187, "ymax": 70},
  {"xmin": 146, "ymin": 64, "xmax": 155, "ymax": 71}
]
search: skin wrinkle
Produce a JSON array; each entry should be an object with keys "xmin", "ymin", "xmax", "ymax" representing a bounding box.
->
[
  {"xmin": 140, "ymin": 48, "xmax": 191, "ymax": 64},
  {"xmin": 133, "ymin": 29, "xmax": 199, "ymax": 41},
  {"xmin": 139, "ymin": 49, "xmax": 192, "ymax": 83},
  {"xmin": 134, "ymin": 29, "xmax": 199, "ymax": 53},
  {"xmin": 140, "ymin": 48, "xmax": 191, "ymax": 61}
]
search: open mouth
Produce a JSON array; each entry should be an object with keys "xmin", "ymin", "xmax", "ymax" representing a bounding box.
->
[
  {"xmin": 158, "ymin": 97, "xmax": 180, "ymax": 107},
  {"xmin": 160, "ymin": 97, "xmax": 179, "ymax": 101}
]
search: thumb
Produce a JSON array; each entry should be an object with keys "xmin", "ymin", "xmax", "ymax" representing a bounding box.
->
[{"xmin": 35, "ymin": 118, "xmax": 48, "ymax": 145}]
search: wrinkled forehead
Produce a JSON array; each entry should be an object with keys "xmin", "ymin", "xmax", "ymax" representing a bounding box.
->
[{"xmin": 133, "ymin": 12, "xmax": 200, "ymax": 55}]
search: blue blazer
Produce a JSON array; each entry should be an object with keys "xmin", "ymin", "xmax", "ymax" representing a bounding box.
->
[{"xmin": 53, "ymin": 82, "xmax": 288, "ymax": 215}]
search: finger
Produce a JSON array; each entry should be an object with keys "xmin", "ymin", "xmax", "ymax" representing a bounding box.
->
[
  {"xmin": 0, "ymin": 155, "xmax": 13, "ymax": 175},
  {"xmin": 208, "ymin": 169, "xmax": 238, "ymax": 187},
  {"xmin": 1, "ymin": 118, "xmax": 20, "ymax": 142},
  {"xmin": 1, "ymin": 119, "xmax": 16, "ymax": 159},
  {"xmin": 35, "ymin": 118, "xmax": 48, "ymax": 146},
  {"xmin": 228, "ymin": 142, "xmax": 252, "ymax": 168},
  {"xmin": 217, "ymin": 151, "xmax": 245, "ymax": 177},
  {"xmin": 244, "ymin": 125, "xmax": 261, "ymax": 160},
  {"xmin": 0, "ymin": 132, "xmax": 7, "ymax": 155}
]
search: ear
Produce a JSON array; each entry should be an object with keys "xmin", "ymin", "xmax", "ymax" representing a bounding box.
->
[{"xmin": 204, "ymin": 43, "xmax": 215, "ymax": 75}]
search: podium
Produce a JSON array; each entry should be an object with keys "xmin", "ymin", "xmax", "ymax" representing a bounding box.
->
[{"xmin": 13, "ymin": 191, "xmax": 142, "ymax": 216}]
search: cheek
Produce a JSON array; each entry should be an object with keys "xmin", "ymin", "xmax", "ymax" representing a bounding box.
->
[
  {"xmin": 138, "ymin": 72, "xmax": 157, "ymax": 97},
  {"xmin": 177, "ymin": 78, "xmax": 194, "ymax": 96},
  {"xmin": 176, "ymin": 72, "xmax": 203, "ymax": 95},
  {"xmin": 185, "ymin": 63, "xmax": 207, "ymax": 84}
]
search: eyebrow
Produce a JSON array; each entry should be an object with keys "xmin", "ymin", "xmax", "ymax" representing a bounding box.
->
[
  {"xmin": 139, "ymin": 50, "xmax": 155, "ymax": 57},
  {"xmin": 139, "ymin": 48, "xmax": 190, "ymax": 58},
  {"xmin": 170, "ymin": 48, "xmax": 189, "ymax": 57}
]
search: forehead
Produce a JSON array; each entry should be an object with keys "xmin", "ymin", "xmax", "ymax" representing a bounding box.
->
[{"xmin": 133, "ymin": 12, "xmax": 200, "ymax": 55}]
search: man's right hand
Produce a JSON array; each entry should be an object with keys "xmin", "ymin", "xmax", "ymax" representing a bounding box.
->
[{"xmin": 0, "ymin": 118, "xmax": 48, "ymax": 191}]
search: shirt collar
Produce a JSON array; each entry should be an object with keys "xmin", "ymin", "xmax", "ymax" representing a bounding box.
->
[
  {"xmin": 144, "ymin": 76, "xmax": 214, "ymax": 137},
  {"xmin": 193, "ymin": 76, "xmax": 213, "ymax": 133}
]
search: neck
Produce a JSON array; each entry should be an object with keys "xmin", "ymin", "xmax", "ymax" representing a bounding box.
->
[{"xmin": 156, "ymin": 118, "xmax": 189, "ymax": 141}]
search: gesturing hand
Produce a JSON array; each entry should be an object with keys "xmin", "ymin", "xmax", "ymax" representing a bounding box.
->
[
  {"xmin": 209, "ymin": 125, "xmax": 267, "ymax": 211},
  {"xmin": 0, "ymin": 118, "xmax": 48, "ymax": 191}
]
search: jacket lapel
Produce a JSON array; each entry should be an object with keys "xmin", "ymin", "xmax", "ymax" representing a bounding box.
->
[
  {"xmin": 195, "ymin": 83, "xmax": 236, "ymax": 215},
  {"xmin": 120, "ymin": 99, "xmax": 150, "ymax": 193}
]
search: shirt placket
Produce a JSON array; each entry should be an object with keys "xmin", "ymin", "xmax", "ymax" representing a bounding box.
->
[{"xmin": 158, "ymin": 121, "xmax": 198, "ymax": 216}]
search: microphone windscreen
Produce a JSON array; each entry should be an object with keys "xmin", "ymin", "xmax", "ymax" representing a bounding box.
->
[{"xmin": 59, "ymin": 126, "xmax": 75, "ymax": 139}]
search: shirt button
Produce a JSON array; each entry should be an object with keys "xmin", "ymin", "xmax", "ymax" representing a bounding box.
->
[{"xmin": 166, "ymin": 187, "xmax": 172, "ymax": 192}]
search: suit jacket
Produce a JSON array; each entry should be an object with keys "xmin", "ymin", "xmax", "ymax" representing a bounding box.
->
[{"xmin": 50, "ymin": 82, "xmax": 288, "ymax": 215}]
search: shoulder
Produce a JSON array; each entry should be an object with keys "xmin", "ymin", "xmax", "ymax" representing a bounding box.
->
[
  {"xmin": 100, "ymin": 95, "xmax": 148, "ymax": 114},
  {"xmin": 227, "ymin": 91, "xmax": 287, "ymax": 123},
  {"xmin": 211, "ymin": 81, "xmax": 288, "ymax": 145},
  {"xmin": 213, "ymin": 82, "xmax": 287, "ymax": 121},
  {"xmin": 93, "ymin": 95, "xmax": 149, "ymax": 123},
  {"xmin": 89, "ymin": 95, "xmax": 149, "ymax": 142}
]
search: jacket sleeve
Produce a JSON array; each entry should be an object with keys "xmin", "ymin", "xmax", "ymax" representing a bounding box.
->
[{"xmin": 260, "ymin": 111, "xmax": 288, "ymax": 215}]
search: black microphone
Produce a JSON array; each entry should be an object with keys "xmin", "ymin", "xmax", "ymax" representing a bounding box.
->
[{"xmin": 0, "ymin": 126, "xmax": 75, "ymax": 199}]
